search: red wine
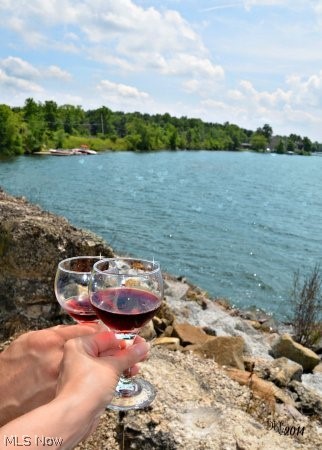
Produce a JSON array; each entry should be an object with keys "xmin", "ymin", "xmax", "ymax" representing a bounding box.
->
[
  {"xmin": 91, "ymin": 287, "xmax": 161, "ymax": 332},
  {"xmin": 64, "ymin": 296, "xmax": 98, "ymax": 323}
]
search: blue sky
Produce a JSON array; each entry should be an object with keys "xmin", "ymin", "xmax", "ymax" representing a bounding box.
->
[{"xmin": 1, "ymin": 0, "xmax": 322, "ymax": 141}]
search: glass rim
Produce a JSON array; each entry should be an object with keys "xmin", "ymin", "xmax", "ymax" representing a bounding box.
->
[
  {"xmin": 58, "ymin": 255, "xmax": 104, "ymax": 274},
  {"xmin": 92, "ymin": 257, "xmax": 161, "ymax": 276}
]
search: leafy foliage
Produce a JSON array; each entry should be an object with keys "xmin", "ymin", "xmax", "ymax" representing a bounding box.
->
[
  {"xmin": 0, "ymin": 104, "xmax": 24, "ymax": 156},
  {"xmin": 0, "ymin": 99, "xmax": 319, "ymax": 156}
]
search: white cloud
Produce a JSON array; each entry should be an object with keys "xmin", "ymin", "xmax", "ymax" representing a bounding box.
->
[
  {"xmin": 198, "ymin": 69, "xmax": 322, "ymax": 138},
  {"xmin": 182, "ymin": 79, "xmax": 201, "ymax": 94},
  {"xmin": 0, "ymin": 57, "xmax": 72, "ymax": 82},
  {"xmin": 159, "ymin": 54, "xmax": 224, "ymax": 79},
  {"xmin": 0, "ymin": 56, "xmax": 40, "ymax": 79},
  {"xmin": 314, "ymin": 0, "xmax": 322, "ymax": 18},
  {"xmin": 286, "ymin": 71, "xmax": 322, "ymax": 107},
  {"xmin": 46, "ymin": 65, "xmax": 72, "ymax": 81},
  {"xmin": 96, "ymin": 79, "xmax": 152, "ymax": 111},
  {"xmin": 0, "ymin": 57, "xmax": 73, "ymax": 102},
  {"xmin": 1, "ymin": 1, "xmax": 322, "ymax": 139},
  {"xmin": 232, "ymin": 71, "xmax": 322, "ymax": 114},
  {"xmin": 0, "ymin": 68, "xmax": 43, "ymax": 93},
  {"xmin": 227, "ymin": 89, "xmax": 245, "ymax": 101},
  {"xmin": 237, "ymin": 80, "xmax": 292, "ymax": 108},
  {"xmin": 0, "ymin": 0, "xmax": 220, "ymax": 87},
  {"xmin": 97, "ymin": 79, "xmax": 150, "ymax": 100},
  {"xmin": 90, "ymin": 51, "xmax": 136, "ymax": 72}
]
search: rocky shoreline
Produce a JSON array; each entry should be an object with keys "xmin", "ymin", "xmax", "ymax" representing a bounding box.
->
[{"xmin": 0, "ymin": 188, "xmax": 321, "ymax": 449}]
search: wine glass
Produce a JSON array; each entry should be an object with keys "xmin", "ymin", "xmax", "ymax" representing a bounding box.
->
[
  {"xmin": 89, "ymin": 257, "xmax": 163, "ymax": 411},
  {"xmin": 54, "ymin": 256, "xmax": 103, "ymax": 323}
]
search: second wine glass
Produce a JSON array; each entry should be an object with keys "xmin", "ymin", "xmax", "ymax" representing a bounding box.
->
[{"xmin": 55, "ymin": 256, "xmax": 103, "ymax": 323}]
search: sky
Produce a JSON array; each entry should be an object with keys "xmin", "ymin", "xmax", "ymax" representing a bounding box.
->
[{"xmin": 1, "ymin": 0, "xmax": 322, "ymax": 141}]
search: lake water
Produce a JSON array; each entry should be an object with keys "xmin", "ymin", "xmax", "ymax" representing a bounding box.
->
[{"xmin": 1, "ymin": 151, "xmax": 322, "ymax": 320}]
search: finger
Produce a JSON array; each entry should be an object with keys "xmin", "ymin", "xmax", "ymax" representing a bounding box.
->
[
  {"xmin": 52, "ymin": 323, "xmax": 101, "ymax": 341},
  {"xmin": 99, "ymin": 339, "xmax": 126, "ymax": 357},
  {"xmin": 133, "ymin": 335, "xmax": 146, "ymax": 344},
  {"xmin": 129, "ymin": 364, "xmax": 140, "ymax": 377},
  {"xmin": 132, "ymin": 335, "xmax": 150, "ymax": 360},
  {"xmin": 99, "ymin": 337, "xmax": 149, "ymax": 358},
  {"xmin": 78, "ymin": 331, "xmax": 123, "ymax": 356}
]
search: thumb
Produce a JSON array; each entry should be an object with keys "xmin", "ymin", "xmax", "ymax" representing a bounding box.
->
[{"xmin": 108, "ymin": 340, "xmax": 150, "ymax": 373}]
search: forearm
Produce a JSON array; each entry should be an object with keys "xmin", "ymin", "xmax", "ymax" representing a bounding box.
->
[
  {"xmin": 0, "ymin": 392, "xmax": 104, "ymax": 450},
  {"xmin": 0, "ymin": 353, "xmax": 53, "ymax": 426},
  {"xmin": 0, "ymin": 354, "xmax": 33, "ymax": 426}
]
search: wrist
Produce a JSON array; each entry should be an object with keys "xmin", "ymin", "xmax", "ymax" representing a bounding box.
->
[{"xmin": 0, "ymin": 392, "xmax": 104, "ymax": 450}]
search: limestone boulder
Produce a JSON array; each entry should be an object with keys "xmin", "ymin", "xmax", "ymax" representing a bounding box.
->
[
  {"xmin": 139, "ymin": 320, "xmax": 156, "ymax": 340},
  {"xmin": 0, "ymin": 189, "xmax": 113, "ymax": 335},
  {"xmin": 225, "ymin": 367, "xmax": 296, "ymax": 407},
  {"xmin": 185, "ymin": 335, "xmax": 245, "ymax": 370},
  {"xmin": 172, "ymin": 321, "xmax": 211, "ymax": 346},
  {"xmin": 268, "ymin": 357, "xmax": 303, "ymax": 386},
  {"xmin": 152, "ymin": 337, "xmax": 181, "ymax": 351},
  {"xmin": 270, "ymin": 334, "xmax": 320, "ymax": 372},
  {"xmin": 313, "ymin": 363, "xmax": 322, "ymax": 374}
]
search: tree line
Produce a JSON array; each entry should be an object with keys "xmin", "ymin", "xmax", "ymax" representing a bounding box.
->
[{"xmin": 0, "ymin": 98, "xmax": 321, "ymax": 156}]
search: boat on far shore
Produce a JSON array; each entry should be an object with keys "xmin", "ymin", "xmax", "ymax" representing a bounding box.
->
[
  {"xmin": 49, "ymin": 149, "xmax": 74, "ymax": 156},
  {"xmin": 49, "ymin": 145, "xmax": 97, "ymax": 156}
]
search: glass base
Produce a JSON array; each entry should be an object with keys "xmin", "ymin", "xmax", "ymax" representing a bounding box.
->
[{"xmin": 106, "ymin": 377, "xmax": 156, "ymax": 411}]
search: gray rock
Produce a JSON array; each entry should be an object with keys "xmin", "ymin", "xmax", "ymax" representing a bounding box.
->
[
  {"xmin": 269, "ymin": 357, "xmax": 303, "ymax": 386},
  {"xmin": 302, "ymin": 373, "xmax": 322, "ymax": 397},
  {"xmin": 289, "ymin": 379, "xmax": 322, "ymax": 418},
  {"xmin": 165, "ymin": 281, "xmax": 273, "ymax": 360}
]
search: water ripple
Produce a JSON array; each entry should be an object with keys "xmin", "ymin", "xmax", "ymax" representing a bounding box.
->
[{"xmin": 1, "ymin": 151, "xmax": 322, "ymax": 320}]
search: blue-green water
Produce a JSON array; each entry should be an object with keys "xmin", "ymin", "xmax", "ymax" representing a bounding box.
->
[{"xmin": 1, "ymin": 151, "xmax": 322, "ymax": 320}]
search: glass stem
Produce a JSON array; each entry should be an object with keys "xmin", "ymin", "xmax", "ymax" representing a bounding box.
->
[{"xmin": 115, "ymin": 333, "xmax": 140, "ymax": 396}]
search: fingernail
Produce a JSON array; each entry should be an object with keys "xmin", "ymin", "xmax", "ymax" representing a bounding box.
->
[
  {"xmin": 118, "ymin": 340, "xmax": 126, "ymax": 350},
  {"xmin": 134, "ymin": 341, "xmax": 150, "ymax": 357}
]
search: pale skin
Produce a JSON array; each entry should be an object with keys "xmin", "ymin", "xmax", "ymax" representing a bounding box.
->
[
  {"xmin": 0, "ymin": 327, "xmax": 149, "ymax": 450},
  {"xmin": 0, "ymin": 323, "xmax": 100, "ymax": 426}
]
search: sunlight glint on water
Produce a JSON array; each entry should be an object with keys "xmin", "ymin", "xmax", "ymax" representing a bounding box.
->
[{"xmin": 1, "ymin": 150, "xmax": 322, "ymax": 321}]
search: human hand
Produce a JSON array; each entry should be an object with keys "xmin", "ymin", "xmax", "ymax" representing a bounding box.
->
[
  {"xmin": 0, "ymin": 323, "xmax": 100, "ymax": 425},
  {"xmin": 56, "ymin": 332, "xmax": 150, "ymax": 442},
  {"xmin": 55, "ymin": 332, "xmax": 150, "ymax": 439},
  {"xmin": 0, "ymin": 332, "xmax": 149, "ymax": 449},
  {"xmin": 57, "ymin": 331, "xmax": 149, "ymax": 403}
]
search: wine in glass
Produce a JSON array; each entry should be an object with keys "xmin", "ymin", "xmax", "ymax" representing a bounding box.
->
[
  {"xmin": 55, "ymin": 256, "xmax": 103, "ymax": 323},
  {"xmin": 89, "ymin": 257, "xmax": 163, "ymax": 410}
]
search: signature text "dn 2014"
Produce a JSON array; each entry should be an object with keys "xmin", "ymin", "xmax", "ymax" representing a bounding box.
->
[{"xmin": 267, "ymin": 420, "xmax": 305, "ymax": 436}]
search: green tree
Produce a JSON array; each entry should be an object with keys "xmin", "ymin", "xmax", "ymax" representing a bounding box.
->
[
  {"xmin": 250, "ymin": 133, "xmax": 268, "ymax": 151},
  {"xmin": 55, "ymin": 129, "xmax": 65, "ymax": 148},
  {"xmin": 224, "ymin": 123, "xmax": 247, "ymax": 150},
  {"xmin": 0, "ymin": 104, "xmax": 23, "ymax": 156},
  {"xmin": 22, "ymin": 98, "xmax": 46, "ymax": 152},
  {"xmin": 60, "ymin": 105, "xmax": 87, "ymax": 135},
  {"xmin": 286, "ymin": 139, "xmax": 295, "ymax": 153},
  {"xmin": 260, "ymin": 123, "xmax": 273, "ymax": 141},
  {"xmin": 168, "ymin": 126, "xmax": 178, "ymax": 150},
  {"xmin": 44, "ymin": 100, "xmax": 59, "ymax": 131},
  {"xmin": 302, "ymin": 136, "xmax": 312, "ymax": 154},
  {"xmin": 276, "ymin": 140, "xmax": 285, "ymax": 154}
]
